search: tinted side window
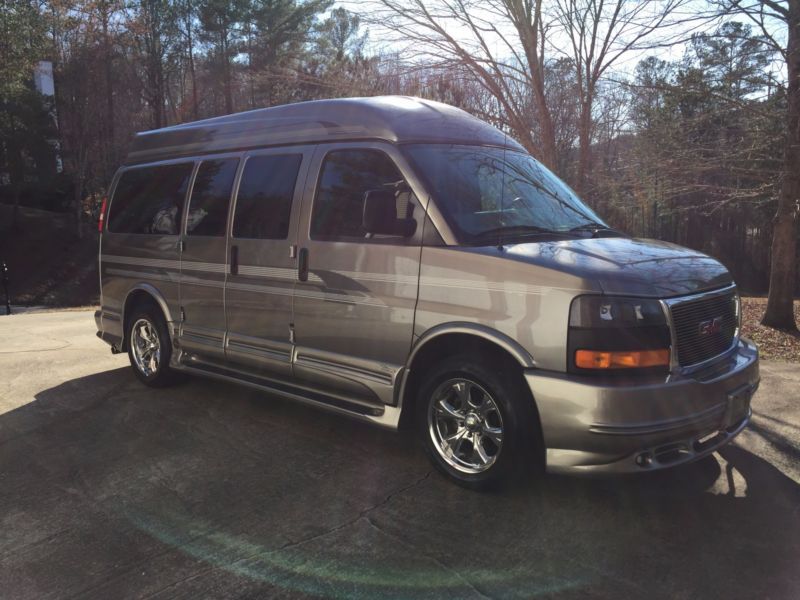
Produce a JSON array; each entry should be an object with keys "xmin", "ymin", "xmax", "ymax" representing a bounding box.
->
[
  {"xmin": 311, "ymin": 150, "xmax": 405, "ymax": 240},
  {"xmin": 233, "ymin": 154, "xmax": 302, "ymax": 240},
  {"xmin": 187, "ymin": 158, "xmax": 239, "ymax": 236},
  {"xmin": 108, "ymin": 163, "xmax": 193, "ymax": 235}
]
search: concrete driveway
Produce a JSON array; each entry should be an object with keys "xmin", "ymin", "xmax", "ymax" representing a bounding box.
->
[{"xmin": 1, "ymin": 310, "xmax": 799, "ymax": 599}]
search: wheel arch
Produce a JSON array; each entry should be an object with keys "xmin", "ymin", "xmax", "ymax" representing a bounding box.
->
[
  {"xmin": 121, "ymin": 284, "xmax": 173, "ymax": 351},
  {"xmin": 398, "ymin": 323, "xmax": 536, "ymax": 428}
]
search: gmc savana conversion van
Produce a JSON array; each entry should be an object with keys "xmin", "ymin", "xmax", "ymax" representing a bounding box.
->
[{"xmin": 96, "ymin": 96, "xmax": 759, "ymax": 487}]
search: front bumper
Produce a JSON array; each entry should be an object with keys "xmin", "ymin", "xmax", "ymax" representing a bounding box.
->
[{"xmin": 526, "ymin": 337, "xmax": 759, "ymax": 475}]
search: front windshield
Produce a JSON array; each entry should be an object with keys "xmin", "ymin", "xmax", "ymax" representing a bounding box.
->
[{"xmin": 403, "ymin": 144, "xmax": 606, "ymax": 243}]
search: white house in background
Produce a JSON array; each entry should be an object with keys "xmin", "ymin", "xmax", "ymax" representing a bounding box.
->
[
  {"xmin": 33, "ymin": 61, "xmax": 55, "ymax": 97},
  {"xmin": 33, "ymin": 60, "xmax": 62, "ymax": 174}
]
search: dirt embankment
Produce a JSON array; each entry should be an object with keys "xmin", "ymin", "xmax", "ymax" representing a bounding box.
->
[
  {"xmin": 740, "ymin": 297, "xmax": 800, "ymax": 362},
  {"xmin": 0, "ymin": 205, "xmax": 99, "ymax": 307}
]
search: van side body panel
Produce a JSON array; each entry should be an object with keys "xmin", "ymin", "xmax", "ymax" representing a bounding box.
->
[
  {"xmin": 291, "ymin": 142, "xmax": 426, "ymax": 406},
  {"xmin": 414, "ymin": 246, "xmax": 597, "ymax": 372},
  {"xmin": 98, "ymin": 158, "xmax": 196, "ymax": 350},
  {"xmin": 100, "ymin": 233, "xmax": 183, "ymax": 344}
]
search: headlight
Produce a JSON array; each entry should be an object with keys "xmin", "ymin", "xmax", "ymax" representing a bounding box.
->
[
  {"xmin": 568, "ymin": 295, "xmax": 671, "ymax": 373},
  {"xmin": 569, "ymin": 296, "xmax": 666, "ymax": 328}
]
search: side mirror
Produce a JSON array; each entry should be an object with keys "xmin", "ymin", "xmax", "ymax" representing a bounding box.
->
[{"xmin": 362, "ymin": 189, "xmax": 416, "ymax": 237}]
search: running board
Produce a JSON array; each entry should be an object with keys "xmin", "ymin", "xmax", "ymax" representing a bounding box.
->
[{"xmin": 175, "ymin": 358, "xmax": 402, "ymax": 430}]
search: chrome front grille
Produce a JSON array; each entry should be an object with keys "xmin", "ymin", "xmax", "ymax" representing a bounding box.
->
[{"xmin": 668, "ymin": 289, "xmax": 738, "ymax": 367}]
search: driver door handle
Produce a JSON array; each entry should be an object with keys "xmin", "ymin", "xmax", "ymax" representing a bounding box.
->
[
  {"xmin": 298, "ymin": 247, "xmax": 309, "ymax": 282},
  {"xmin": 230, "ymin": 245, "xmax": 239, "ymax": 276}
]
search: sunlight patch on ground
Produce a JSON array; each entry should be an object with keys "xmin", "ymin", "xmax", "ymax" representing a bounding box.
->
[{"xmin": 709, "ymin": 454, "xmax": 749, "ymax": 498}]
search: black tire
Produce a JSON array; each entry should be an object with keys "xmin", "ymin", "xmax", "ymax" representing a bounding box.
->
[
  {"xmin": 416, "ymin": 354, "xmax": 543, "ymax": 489},
  {"xmin": 126, "ymin": 305, "xmax": 182, "ymax": 388}
]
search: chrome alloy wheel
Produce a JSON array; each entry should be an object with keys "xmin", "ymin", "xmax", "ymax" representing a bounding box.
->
[
  {"xmin": 131, "ymin": 318, "xmax": 161, "ymax": 377},
  {"xmin": 428, "ymin": 378, "xmax": 504, "ymax": 474}
]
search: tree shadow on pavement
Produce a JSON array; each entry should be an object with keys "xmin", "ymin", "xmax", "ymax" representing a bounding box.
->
[{"xmin": 1, "ymin": 367, "xmax": 798, "ymax": 599}]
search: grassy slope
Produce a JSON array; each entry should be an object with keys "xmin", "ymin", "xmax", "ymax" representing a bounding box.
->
[{"xmin": 0, "ymin": 205, "xmax": 99, "ymax": 307}]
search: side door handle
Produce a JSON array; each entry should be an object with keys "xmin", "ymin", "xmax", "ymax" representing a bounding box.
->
[
  {"xmin": 298, "ymin": 247, "xmax": 309, "ymax": 282},
  {"xmin": 230, "ymin": 245, "xmax": 239, "ymax": 276}
]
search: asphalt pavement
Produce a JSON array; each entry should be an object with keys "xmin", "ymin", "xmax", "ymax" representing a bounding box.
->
[{"xmin": 1, "ymin": 310, "xmax": 799, "ymax": 599}]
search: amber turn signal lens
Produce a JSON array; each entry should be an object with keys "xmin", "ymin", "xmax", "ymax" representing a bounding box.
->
[{"xmin": 575, "ymin": 349, "xmax": 670, "ymax": 369}]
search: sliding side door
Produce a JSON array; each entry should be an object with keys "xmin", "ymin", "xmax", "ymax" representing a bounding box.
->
[
  {"xmin": 224, "ymin": 147, "xmax": 311, "ymax": 379},
  {"xmin": 178, "ymin": 155, "xmax": 239, "ymax": 362}
]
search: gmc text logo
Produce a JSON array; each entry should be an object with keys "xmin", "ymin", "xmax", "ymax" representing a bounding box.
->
[{"xmin": 698, "ymin": 316, "xmax": 723, "ymax": 336}]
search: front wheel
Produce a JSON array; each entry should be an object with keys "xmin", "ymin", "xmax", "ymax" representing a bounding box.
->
[{"xmin": 416, "ymin": 355, "xmax": 542, "ymax": 489}]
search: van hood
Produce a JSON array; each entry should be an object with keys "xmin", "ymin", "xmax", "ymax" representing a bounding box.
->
[{"xmin": 473, "ymin": 237, "xmax": 733, "ymax": 297}]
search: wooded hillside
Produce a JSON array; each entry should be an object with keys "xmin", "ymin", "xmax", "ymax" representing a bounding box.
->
[{"xmin": 1, "ymin": 0, "xmax": 798, "ymax": 329}]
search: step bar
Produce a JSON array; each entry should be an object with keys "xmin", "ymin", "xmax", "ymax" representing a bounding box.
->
[{"xmin": 175, "ymin": 357, "xmax": 402, "ymax": 430}]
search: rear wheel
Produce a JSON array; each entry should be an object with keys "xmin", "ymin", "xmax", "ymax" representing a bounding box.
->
[
  {"xmin": 416, "ymin": 355, "xmax": 542, "ymax": 489},
  {"xmin": 127, "ymin": 307, "xmax": 181, "ymax": 387}
]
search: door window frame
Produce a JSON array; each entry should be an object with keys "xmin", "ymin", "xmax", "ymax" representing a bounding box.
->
[
  {"xmin": 229, "ymin": 148, "xmax": 310, "ymax": 242},
  {"xmin": 302, "ymin": 141, "xmax": 435, "ymax": 247},
  {"xmin": 182, "ymin": 151, "xmax": 244, "ymax": 240}
]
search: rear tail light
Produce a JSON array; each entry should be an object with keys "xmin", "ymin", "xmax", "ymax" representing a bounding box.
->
[{"xmin": 98, "ymin": 197, "xmax": 108, "ymax": 233}]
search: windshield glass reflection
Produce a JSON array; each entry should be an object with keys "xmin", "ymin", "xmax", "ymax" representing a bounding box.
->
[{"xmin": 404, "ymin": 144, "xmax": 605, "ymax": 243}]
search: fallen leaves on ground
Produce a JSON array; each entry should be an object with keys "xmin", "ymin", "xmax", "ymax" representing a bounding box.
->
[{"xmin": 740, "ymin": 297, "xmax": 800, "ymax": 362}]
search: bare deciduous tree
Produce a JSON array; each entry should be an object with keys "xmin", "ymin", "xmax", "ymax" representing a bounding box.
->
[
  {"xmin": 369, "ymin": 0, "xmax": 559, "ymax": 169},
  {"xmin": 551, "ymin": 0, "xmax": 693, "ymax": 195},
  {"xmin": 717, "ymin": 0, "xmax": 798, "ymax": 331}
]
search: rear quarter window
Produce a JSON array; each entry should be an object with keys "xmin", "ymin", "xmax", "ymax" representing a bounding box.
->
[{"xmin": 108, "ymin": 163, "xmax": 193, "ymax": 235}]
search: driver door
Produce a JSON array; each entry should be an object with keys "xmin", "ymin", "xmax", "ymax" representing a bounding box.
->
[{"xmin": 291, "ymin": 142, "xmax": 426, "ymax": 405}]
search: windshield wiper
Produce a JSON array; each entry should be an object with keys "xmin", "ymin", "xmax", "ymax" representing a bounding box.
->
[
  {"xmin": 468, "ymin": 224, "xmax": 573, "ymax": 245},
  {"xmin": 567, "ymin": 223, "xmax": 626, "ymax": 238}
]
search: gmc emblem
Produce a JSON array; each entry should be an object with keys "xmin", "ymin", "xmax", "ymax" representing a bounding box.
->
[{"xmin": 698, "ymin": 316, "xmax": 723, "ymax": 336}]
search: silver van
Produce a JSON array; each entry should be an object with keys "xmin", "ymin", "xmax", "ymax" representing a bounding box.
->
[{"xmin": 95, "ymin": 96, "xmax": 759, "ymax": 487}]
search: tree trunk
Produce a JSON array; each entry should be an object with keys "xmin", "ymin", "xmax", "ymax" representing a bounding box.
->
[
  {"xmin": 150, "ymin": 56, "xmax": 163, "ymax": 129},
  {"xmin": 577, "ymin": 99, "xmax": 592, "ymax": 198},
  {"xmin": 188, "ymin": 15, "xmax": 198, "ymax": 120},
  {"xmin": 103, "ymin": 11, "xmax": 114, "ymax": 149},
  {"xmin": 222, "ymin": 31, "xmax": 233, "ymax": 114},
  {"xmin": 7, "ymin": 109, "xmax": 23, "ymax": 231},
  {"xmin": 11, "ymin": 185, "xmax": 20, "ymax": 232},
  {"xmin": 224, "ymin": 61, "xmax": 233, "ymax": 114},
  {"xmin": 532, "ymin": 81, "xmax": 558, "ymax": 170},
  {"xmin": 762, "ymin": 1, "xmax": 799, "ymax": 331},
  {"xmin": 74, "ymin": 176, "xmax": 84, "ymax": 240},
  {"xmin": 147, "ymin": 0, "xmax": 164, "ymax": 129},
  {"xmin": 505, "ymin": 0, "xmax": 558, "ymax": 170},
  {"xmin": 157, "ymin": 52, "xmax": 166, "ymax": 125}
]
